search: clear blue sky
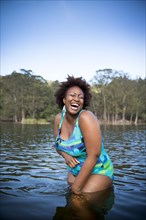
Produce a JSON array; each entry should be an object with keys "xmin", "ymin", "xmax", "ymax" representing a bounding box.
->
[{"xmin": 1, "ymin": 0, "xmax": 145, "ymax": 82}]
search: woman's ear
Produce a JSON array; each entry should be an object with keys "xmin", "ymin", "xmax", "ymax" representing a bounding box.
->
[{"xmin": 63, "ymin": 98, "xmax": 65, "ymax": 104}]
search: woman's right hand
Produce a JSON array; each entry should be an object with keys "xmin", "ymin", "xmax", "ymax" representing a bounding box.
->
[
  {"xmin": 64, "ymin": 153, "xmax": 80, "ymax": 168},
  {"xmin": 56, "ymin": 149, "xmax": 79, "ymax": 168}
]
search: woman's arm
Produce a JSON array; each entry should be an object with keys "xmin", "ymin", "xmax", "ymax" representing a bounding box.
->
[
  {"xmin": 58, "ymin": 150, "xmax": 79, "ymax": 168},
  {"xmin": 71, "ymin": 110, "xmax": 102, "ymax": 194},
  {"xmin": 54, "ymin": 113, "xmax": 79, "ymax": 168}
]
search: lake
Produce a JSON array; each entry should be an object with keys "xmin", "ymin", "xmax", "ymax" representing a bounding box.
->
[{"xmin": 0, "ymin": 123, "xmax": 146, "ymax": 220}]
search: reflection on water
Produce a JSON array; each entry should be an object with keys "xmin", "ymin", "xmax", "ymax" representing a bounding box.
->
[
  {"xmin": 0, "ymin": 123, "xmax": 146, "ymax": 220},
  {"xmin": 53, "ymin": 187, "xmax": 114, "ymax": 220}
]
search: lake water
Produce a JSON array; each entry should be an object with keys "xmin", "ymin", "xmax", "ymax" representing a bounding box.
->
[{"xmin": 0, "ymin": 123, "xmax": 146, "ymax": 220}]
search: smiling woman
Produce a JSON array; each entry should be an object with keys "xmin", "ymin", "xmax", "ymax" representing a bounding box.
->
[
  {"xmin": 66, "ymin": 89, "xmax": 84, "ymax": 111},
  {"xmin": 53, "ymin": 75, "xmax": 114, "ymax": 195},
  {"xmin": 63, "ymin": 86, "xmax": 84, "ymax": 114}
]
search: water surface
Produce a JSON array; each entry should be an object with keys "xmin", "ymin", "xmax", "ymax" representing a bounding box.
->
[{"xmin": 0, "ymin": 123, "xmax": 146, "ymax": 220}]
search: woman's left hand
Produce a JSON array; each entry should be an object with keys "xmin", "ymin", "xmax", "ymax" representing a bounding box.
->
[{"xmin": 71, "ymin": 184, "xmax": 82, "ymax": 195}]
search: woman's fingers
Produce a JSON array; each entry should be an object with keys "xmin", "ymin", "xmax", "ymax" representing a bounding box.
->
[
  {"xmin": 67, "ymin": 158, "xmax": 80, "ymax": 168},
  {"xmin": 74, "ymin": 158, "xmax": 80, "ymax": 164}
]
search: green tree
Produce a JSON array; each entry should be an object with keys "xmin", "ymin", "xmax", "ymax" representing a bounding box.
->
[
  {"xmin": 90, "ymin": 69, "xmax": 122, "ymax": 121},
  {"xmin": 41, "ymin": 80, "xmax": 60, "ymax": 122},
  {"xmin": 0, "ymin": 70, "xmax": 50, "ymax": 122}
]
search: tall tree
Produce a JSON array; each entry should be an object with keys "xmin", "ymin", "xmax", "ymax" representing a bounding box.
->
[{"xmin": 90, "ymin": 69, "xmax": 122, "ymax": 121}]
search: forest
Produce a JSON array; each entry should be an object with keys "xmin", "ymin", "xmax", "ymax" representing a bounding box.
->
[{"xmin": 0, "ymin": 69, "xmax": 145, "ymax": 125}]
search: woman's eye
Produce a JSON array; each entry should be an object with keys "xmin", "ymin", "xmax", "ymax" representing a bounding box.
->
[
  {"xmin": 68, "ymin": 93, "xmax": 84, "ymax": 99},
  {"xmin": 70, "ymin": 94, "xmax": 75, "ymax": 97}
]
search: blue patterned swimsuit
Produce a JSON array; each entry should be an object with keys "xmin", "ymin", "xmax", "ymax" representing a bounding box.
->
[{"xmin": 55, "ymin": 110, "xmax": 114, "ymax": 180}]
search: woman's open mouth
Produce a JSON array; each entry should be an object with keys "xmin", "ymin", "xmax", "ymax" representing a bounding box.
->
[{"xmin": 70, "ymin": 103, "xmax": 79, "ymax": 111}]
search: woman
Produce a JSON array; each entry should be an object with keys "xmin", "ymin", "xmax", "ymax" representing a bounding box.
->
[{"xmin": 54, "ymin": 75, "xmax": 114, "ymax": 195}]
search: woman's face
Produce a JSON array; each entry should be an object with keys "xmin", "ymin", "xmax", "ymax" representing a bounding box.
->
[{"xmin": 63, "ymin": 86, "xmax": 84, "ymax": 114}]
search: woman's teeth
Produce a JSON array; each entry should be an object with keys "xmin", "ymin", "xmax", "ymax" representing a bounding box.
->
[{"xmin": 71, "ymin": 104, "xmax": 78, "ymax": 110}]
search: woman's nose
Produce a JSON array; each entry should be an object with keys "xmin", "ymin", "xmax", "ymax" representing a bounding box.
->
[{"xmin": 74, "ymin": 95, "xmax": 79, "ymax": 101}]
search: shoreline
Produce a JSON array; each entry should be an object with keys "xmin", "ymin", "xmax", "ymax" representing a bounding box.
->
[{"xmin": 0, "ymin": 119, "xmax": 145, "ymax": 126}]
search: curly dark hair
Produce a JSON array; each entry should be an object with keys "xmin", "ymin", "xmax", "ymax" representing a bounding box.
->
[{"xmin": 55, "ymin": 75, "xmax": 92, "ymax": 109}]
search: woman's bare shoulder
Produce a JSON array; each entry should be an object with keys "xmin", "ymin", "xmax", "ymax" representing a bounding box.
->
[
  {"xmin": 79, "ymin": 110, "xmax": 100, "ymax": 126},
  {"xmin": 79, "ymin": 110, "xmax": 101, "ymax": 142},
  {"xmin": 80, "ymin": 110, "xmax": 97, "ymax": 120}
]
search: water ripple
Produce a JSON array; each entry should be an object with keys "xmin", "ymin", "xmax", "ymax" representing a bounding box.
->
[{"xmin": 0, "ymin": 124, "xmax": 146, "ymax": 220}]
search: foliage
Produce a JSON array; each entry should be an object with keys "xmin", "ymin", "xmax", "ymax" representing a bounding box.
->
[
  {"xmin": 90, "ymin": 69, "xmax": 146, "ymax": 124},
  {"xmin": 0, "ymin": 70, "xmax": 60, "ymax": 123},
  {"xmin": 0, "ymin": 68, "xmax": 145, "ymax": 124}
]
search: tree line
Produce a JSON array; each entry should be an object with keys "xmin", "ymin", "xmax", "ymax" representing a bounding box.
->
[
  {"xmin": 90, "ymin": 69, "xmax": 145, "ymax": 124},
  {"xmin": 0, "ymin": 69, "xmax": 145, "ymax": 124}
]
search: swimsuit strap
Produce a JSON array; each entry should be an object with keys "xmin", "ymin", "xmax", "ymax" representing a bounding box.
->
[
  {"xmin": 58, "ymin": 108, "xmax": 85, "ymax": 131},
  {"xmin": 76, "ymin": 109, "xmax": 85, "ymax": 126}
]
